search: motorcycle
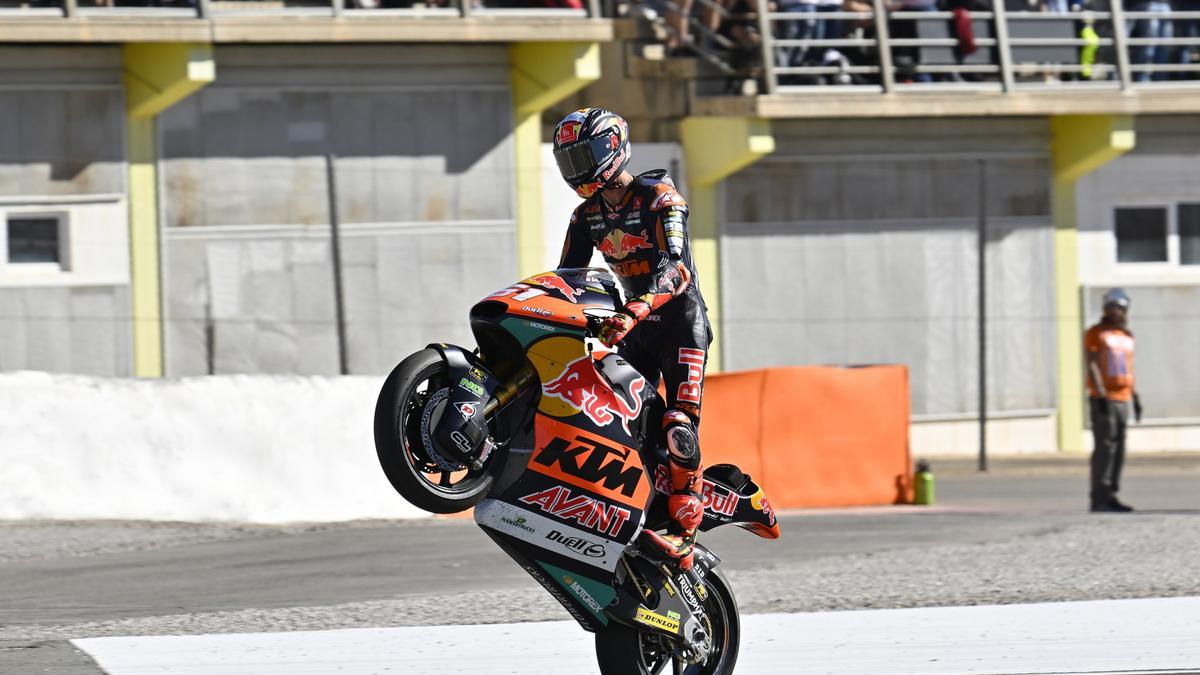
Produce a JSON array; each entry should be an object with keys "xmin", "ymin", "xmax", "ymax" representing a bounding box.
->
[{"xmin": 374, "ymin": 267, "xmax": 780, "ymax": 675}]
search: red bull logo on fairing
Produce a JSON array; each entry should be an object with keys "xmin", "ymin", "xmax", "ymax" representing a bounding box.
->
[
  {"xmin": 528, "ymin": 274, "xmax": 585, "ymax": 303},
  {"xmin": 543, "ymin": 356, "xmax": 646, "ymax": 433},
  {"xmin": 596, "ymin": 229, "xmax": 652, "ymax": 261}
]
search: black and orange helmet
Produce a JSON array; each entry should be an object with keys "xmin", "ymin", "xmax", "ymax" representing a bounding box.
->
[{"xmin": 552, "ymin": 108, "xmax": 631, "ymax": 199}]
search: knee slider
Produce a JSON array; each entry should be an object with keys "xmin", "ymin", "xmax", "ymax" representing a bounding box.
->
[{"xmin": 663, "ymin": 410, "xmax": 699, "ymax": 470}]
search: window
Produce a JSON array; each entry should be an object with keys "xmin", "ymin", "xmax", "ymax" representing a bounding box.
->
[
  {"xmin": 1180, "ymin": 203, "xmax": 1200, "ymax": 266},
  {"xmin": 1114, "ymin": 207, "xmax": 1168, "ymax": 263},
  {"xmin": 4, "ymin": 214, "xmax": 70, "ymax": 272}
]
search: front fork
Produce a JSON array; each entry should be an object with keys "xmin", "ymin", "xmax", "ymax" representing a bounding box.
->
[{"xmin": 424, "ymin": 343, "xmax": 537, "ymax": 469}]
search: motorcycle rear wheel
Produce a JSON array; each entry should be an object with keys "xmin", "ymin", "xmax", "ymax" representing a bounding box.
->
[
  {"xmin": 595, "ymin": 565, "xmax": 740, "ymax": 675},
  {"xmin": 374, "ymin": 347, "xmax": 495, "ymax": 514}
]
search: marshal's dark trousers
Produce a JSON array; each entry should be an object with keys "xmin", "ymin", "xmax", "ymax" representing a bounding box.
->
[{"xmin": 1090, "ymin": 397, "xmax": 1129, "ymax": 507}]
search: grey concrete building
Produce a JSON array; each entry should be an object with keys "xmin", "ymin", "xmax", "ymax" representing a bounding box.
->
[{"xmin": 159, "ymin": 46, "xmax": 518, "ymax": 376}]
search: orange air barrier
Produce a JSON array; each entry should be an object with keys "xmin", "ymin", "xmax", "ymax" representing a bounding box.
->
[
  {"xmin": 442, "ymin": 363, "xmax": 911, "ymax": 519},
  {"xmin": 700, "ymin": 365, "xmax": 911, "ymax": 509}
]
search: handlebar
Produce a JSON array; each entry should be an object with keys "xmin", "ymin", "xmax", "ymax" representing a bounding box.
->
[{"xmin": 581, "ymin": 308, "xmax": 626, "ymax": 350}]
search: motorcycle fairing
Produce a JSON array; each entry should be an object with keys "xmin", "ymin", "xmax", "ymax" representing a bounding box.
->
[
  {"xmin": 527, "ymin": 418, "xmax": 652, "ymax": 511},
  {"xmin": 478, "ymin": 268, "xmax": 621, "ymax": 332},
  {"xmin": 468, "ymin": 269, "xmax": 768, "ymax": 641},
  {"xmin": 650, "ymin": 462, "xmax": 781, "ymax": 540},
  {"xmin": 603, "ymin": 544, "xmax": 721, "ymax": 640},
  {"xmin": 473, "ymin": 270, "xmax": 663, "ymax": 633},
  {"xmin": 479, "ymin": 528, "xmax": 611, "ymax": 633},
  {"xmin": 527, "ymin": 344, "xmax": 652, "ymax": 449},
  {"xmin": 592, "ymin": 352, "xmax": 652, "ymax": 429},
  {"xmin": 537, "ymin": 560, "xmax": 617, "ymax": 627}
]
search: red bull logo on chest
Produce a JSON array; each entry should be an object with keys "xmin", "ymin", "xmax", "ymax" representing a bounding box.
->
[
  {"xmin": 596, "ymin": 229, "xmax": 652, "ymax": 261},
  {"xmin": 543, "ymin": 355, "xmax": 646, "ymax": 433}
]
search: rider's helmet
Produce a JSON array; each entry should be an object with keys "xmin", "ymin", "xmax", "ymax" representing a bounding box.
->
[
  {"xmin": 1103, "ymin": 288, "xmax": 1131, "ymax": 310},
  {"xmin": 552, "ymin": 108, "xmax": 631, "ymax": 199}
]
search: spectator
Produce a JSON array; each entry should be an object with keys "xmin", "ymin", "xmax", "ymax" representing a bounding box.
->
[
  {"xmin": 1127, "ymin": 0, "xmax": 1173, "ymax": 81},
  {"xmin": 776, "ymin": 0, "xmax": 823, "ymax": 82},
  {"xmin": 889, "ymin": 0, "xmax": 939, "ymax": 83},
  {"xmin": 667, "ymin": 0, "xmax": 697, "ymax": 54},
  {"xmin": 697, "ymin": 0, "xmax": 727, "ymax": 49},
  {"xmin": 1176, "ymin": 0, "xmax": 1200, "ymax": 78},
  {"xmin": 817, "ymin": 0, "xmax": 846, "ymax": 60},
  {"xmin": 1084, "ymin": 288, "xmax": 1142, "ymax": 513},
  {"xmin": 842, "ymin": 0, "xmax": 882, "ymax": 82},
  {"xmin": 715, "ymin": 0, "xmax": 766, "ymax": 90}
]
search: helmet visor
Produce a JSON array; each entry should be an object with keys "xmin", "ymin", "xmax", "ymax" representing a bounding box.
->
[{"xmin": 554, "ymin": 133, "xmax": 619, "ymax": 184}]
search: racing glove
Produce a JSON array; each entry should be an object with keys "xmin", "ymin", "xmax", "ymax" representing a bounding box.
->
[
  {"xmin": 597, "ymin": 311, "xmax": 637, "ymax": 347},
  {"xmin": 597, "ymin": 296, "xmax": 654, "ymax": 347}
]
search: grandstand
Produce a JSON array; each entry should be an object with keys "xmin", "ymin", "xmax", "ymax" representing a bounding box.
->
[{"xmin": 1, "ymin": 0, "xmax": 1197, "ymax": 456}]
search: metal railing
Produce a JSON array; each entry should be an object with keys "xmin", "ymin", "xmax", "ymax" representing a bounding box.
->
[
  {"xmin": 0, "ymin": 0, "xmax": 602, "ymax": 19},
  {"xmin": 636, "ymin": 0, "xmax": 1200, "ymax": 93},
  {"xmin": 753, "ymin": 1, "xmax": 1200, "ymax": 93}
]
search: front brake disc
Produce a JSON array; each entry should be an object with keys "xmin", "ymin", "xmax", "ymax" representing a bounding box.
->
[{"xmin": 417, "ymin": 388, "xmax": 466, "ymax": 472}]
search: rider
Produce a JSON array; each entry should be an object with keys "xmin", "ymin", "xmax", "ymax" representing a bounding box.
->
[{"xmin": 552, "ymin": 107, "xmax": 712, "ymax": 570}]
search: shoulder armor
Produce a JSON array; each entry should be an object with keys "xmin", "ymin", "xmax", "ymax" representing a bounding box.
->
[{"xmin": 649, "ymin": 181, "xmax": 687, "ymax": 211}]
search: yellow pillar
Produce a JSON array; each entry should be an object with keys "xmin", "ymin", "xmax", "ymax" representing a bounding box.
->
[
  {"xmin": 680, "ymin": 116, "xmax": 774, "ymax": 373},
  {"xmin": 509, "ymin": 42, "xmax": 601, "ymax": 278},
  {"xmin": 123, "ymin": 43, "xmax": 214, "ymax": 378},
  {"xmin": 1050, "ymin": 115, "xmax": 1135, "ymax": 452}
]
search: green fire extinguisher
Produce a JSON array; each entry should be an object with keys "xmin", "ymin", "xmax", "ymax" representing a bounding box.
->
[{"xmin": 914, "ymin": 460, "xmax": 934, "ymax": 505}]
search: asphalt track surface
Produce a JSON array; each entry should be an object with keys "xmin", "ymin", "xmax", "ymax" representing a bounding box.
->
[{"xmin": 3, "ymin": 453, "xmax": 1199, "ymax": 674}]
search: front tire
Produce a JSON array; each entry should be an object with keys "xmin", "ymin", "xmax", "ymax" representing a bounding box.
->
[
  {"xmin": 374, "ymin": 348, "xmax": 494, "ymax": 514},
  {"xmin": 595, "ymin": 565, "xmax": 740, "ymax": 675}
]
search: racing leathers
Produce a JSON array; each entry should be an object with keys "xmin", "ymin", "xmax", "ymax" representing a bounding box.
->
[{"xmin": 559, "ymin": 169, "xmax": 712, "ymax": 569}]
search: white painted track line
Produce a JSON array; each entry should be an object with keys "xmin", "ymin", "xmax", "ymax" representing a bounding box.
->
[{"xmin": 73, "ymin": 597, "xmax": 1200, "ymax": 675}]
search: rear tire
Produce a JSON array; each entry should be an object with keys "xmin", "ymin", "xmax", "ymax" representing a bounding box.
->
[
  {"xmin": 595, "ymin": 565, "xmax": 740, "ymax": 675},
  {"xmin": 374, "ymin": 348, "xmax": 494, "ymax": 514}
]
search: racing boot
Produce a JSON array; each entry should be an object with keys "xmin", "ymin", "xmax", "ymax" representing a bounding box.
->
[{"xmin": 644, "ymin": 411, "xmax": 704, "ymax": 570}]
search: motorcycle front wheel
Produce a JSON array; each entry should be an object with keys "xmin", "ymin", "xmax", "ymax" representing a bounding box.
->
[
  {"xmin": 374, "ymin": 347, "xmax": 495, "ymax": 514},
  {"xmin": 595, "ymin": 565, "xmax": 740, "ymax": 675}
]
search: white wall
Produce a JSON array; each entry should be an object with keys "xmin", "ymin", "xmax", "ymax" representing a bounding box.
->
[
  {"xmin": 912, "ymin": 414, "xmax": 1059, "ymax": 457},
  {"xmin": 0, "ymin": 372, "xmax": 426, "ymax": 522},
  {"xmin": 2, "ymin": 372, "xmax": 1197, "ymax": 522},
  {"xmin": 0, "ymin": 197, "xmax": 128, "ymax": 288},
  {"xmin": 1077, "ymin": 154, "xmax": 1200, "ymax": 288},
  {"xmin": 913, "ymin": 413, "xmax": 1200, "ymax": 457}
]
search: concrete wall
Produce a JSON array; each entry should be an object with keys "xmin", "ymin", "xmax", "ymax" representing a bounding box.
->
[
  {"xmin": 1082, "ymin": 285, "xmax": 1200, "ymax": 419},
  {"xmin": 0, "ymin": 47, "xmax": 132, "ymax": 376},
  {"xmin": 722, "ymin": 118, "xmax": 1056, "ymax": 417},
  {"xmin": 159, "ymin": 46, "xmax": 519, "ymax": 376},
  {"xmin": 1075, "ymin": 115, "xmax": 1200, "ymax": 419},
  {"xmin": 1077, "ymin": 117, "xmax": 1200, "ymax": 288},
  {"xmin": 0, "ymin": 47, "xmax": 125, "ymax": 198}
]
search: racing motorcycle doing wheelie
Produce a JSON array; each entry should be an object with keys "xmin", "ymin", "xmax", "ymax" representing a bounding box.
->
[{"xmin": 374, "ymin": 267, "xmax": 781, "ymax": 675}]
